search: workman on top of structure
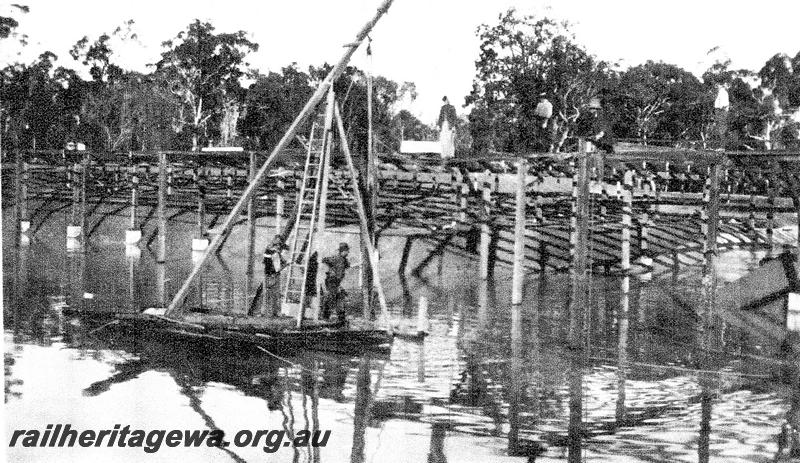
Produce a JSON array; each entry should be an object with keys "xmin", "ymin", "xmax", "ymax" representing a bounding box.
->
[
  {"xmin": 321, "ymin": 242, "xmax": 352, "ymax": 322},
  {"xmin": 713, "ymin": 83, "xmax": 730, "ymax": 150},
  {"xmin": 437, "ymin": 96, "xmax": 458, "ymax": 160},
  {"xmin": 577, "ymin": 97, "xmax": 615, "ymax": 153},
  {"xmin": 262, "ymin": 236, "xmax": 287, "ymax": 317},
  {"xmin": 534, "ymin": 92, "xmax": 555, "ymax": 153}
]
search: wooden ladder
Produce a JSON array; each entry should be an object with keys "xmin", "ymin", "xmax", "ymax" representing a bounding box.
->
[{"xmin": 281, "ymin": 104, "xmax": 332, "ymax": 324}]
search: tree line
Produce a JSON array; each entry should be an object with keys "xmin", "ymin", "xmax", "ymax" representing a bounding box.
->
[
  {"xmin": 0, "ymin": 8, "xmax": 428, "ymax": 155},
  {"xmin": 2, "ymin": 6, "xmax": 799, "ymax": 157},
  {"xmin": 467, "ymin": 9, "xmax": 800, "ymax": 154}
]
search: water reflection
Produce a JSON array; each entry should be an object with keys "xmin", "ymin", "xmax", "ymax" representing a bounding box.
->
[{"xmin": 3, "ymin": 210, "xmax": 798, "ymax": 462}]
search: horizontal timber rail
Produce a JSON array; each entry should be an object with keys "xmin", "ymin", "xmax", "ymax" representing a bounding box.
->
[{"xmin": 3, "ymin": 148, "xmax": 799, "ymax": 281}]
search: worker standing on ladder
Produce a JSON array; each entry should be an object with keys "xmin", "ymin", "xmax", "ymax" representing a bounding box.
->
[
  {"xmin": 262, "ymin": 236, "xmax": 287, "ymax": 316},
  {"xmin": 438, "ymin": 96, "xmax": 458, "ymax": 160},
  {"xmin": 321, "ymin": 243, "xmax": 352, "ymax": 322}
]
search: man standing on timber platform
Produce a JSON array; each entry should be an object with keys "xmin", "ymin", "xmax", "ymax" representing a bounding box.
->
[
  {"xmin": 262, "ymin": 237, "xmax": 286, "ymax": 316},
  {"xmin": 321, "ymin": 243, "xmax": 351, "ymax": 322},
  {"xmin": 712, "ymin": 83, "xmax": 730, "ymax": 149},
  {"xmin": 534, "ymin": 92, "xmax": 554, "ymax": 152},
  {"xmin": 578, "ymin": 97, "xmax": 615, "ymax": 153},
  {"xmin": 438, "ymin": 96, "xmax": 458, "ymax": 160}
]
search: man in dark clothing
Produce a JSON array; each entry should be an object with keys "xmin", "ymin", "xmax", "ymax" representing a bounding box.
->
[
  {"xmin": 261, "ymin": 236, "xmax": 286, "ymax": 316},
  {"xmin": 577, "ymin": 98, "xmax": 615, "ymax": 153},
  {"xmin": 321, "ymin": 243, "xmax": 351, "ymax": 321}
]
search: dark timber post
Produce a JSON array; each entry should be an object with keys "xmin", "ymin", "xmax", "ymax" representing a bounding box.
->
[
  {"xmin": 14, "ymin": 150, "xmax": 25, "ymax": 240},
  {"xmin": 246, "ymin": 152, "xmax": 257, "ymax": 281},
  {"xmin": 570, "ymin": 141, "xmax": 590, "ymax": 348},
  {"xmin": 275, "ymin": 178, "xmax": 285, "ymax": 236},
  {"xmin": 361, "ymin": 86, "xmax": 377, "ymax": 318},
  {"xmin": 20, "ymin": 153, "xmax": 29, "ymax": 233},
  {"xmin": 704, "ymin": 164, "xmax": 721, "ymax": 257},
  {"xmin": 80, "ymin": 153, "xmax": 88, "ymax": 236},
  {"xmin": 157, "ymin": 152, "xmax": 167, "ymax": 263},
  {"xmin": 767, "ymin": 177, "xmax": 776, "ymax": 256}
]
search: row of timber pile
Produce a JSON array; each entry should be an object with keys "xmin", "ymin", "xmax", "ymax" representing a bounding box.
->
[{"xmin": 2, "ymin": 149, "xmax": 799, "ymax": 279}]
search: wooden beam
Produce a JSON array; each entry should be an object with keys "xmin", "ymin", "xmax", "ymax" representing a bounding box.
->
[
  {"xmin": 164, "ymin": 0, "xmax": 396, "ymax": 316},
  {"xmin": 705, "ymin": 163, "xmax": 722, "ymax": 256},
  {"xmin": 157, "ymin": 152, "xmax": 167, "ymax": 263},
  {"xmin": 245, "ymin": 151, "xmax": 257, "ymax": 278},
  {"xmin": 334, "ymin": 103, "xmax": 389, "ymax": 322}
]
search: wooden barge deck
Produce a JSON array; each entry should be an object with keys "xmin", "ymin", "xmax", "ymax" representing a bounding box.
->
[{"xmin": 63, "ymin": 309, "xmax": 393, "ymax": 355}]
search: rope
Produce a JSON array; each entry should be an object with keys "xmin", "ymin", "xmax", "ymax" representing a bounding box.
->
[
  {"xmin": 86, "ymin": 319, "xmax": 120, "ymax": 335},
  {"xmin": 255, "ymin": 345, "xmax": 319, "ymax": 375}
]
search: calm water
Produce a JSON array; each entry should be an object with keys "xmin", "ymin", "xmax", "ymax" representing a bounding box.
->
[{"xmin": 3, "ymin": 205, "xmax": 798, "ymax": 462}]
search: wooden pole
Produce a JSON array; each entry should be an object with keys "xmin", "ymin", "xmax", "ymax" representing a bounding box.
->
[
  {"xmin": 616, "ymin": 272, "xmax": 630, "ymax": 423},
  {"xmin": 196, "ymin": 167, "xmax": 206, "ymax": 239},
  {"xmin": 574, "ymin": 143, "xmax": 590, "ymax": 279},
  {"xmin": 335, "ymin": 104, "xmax": 389, "ymax": 322},
  {"xmin": 569, "ymin": 156, "xmax": 578, "ymax": 271},
  {"xmin": 705, "ymin": 163, "xmax": 722, "ymax": 256},
  {"xmin": 366, "ymin": 44, "xmax": 377, "ymax": 219},
  {"xmin": 317, "ymin": 88, "xmax": 335, "ymax": 233},
  {"xmin": 398, "ymin": 237, "xmax": 413, "ymax": 274},
  {"xmin": 71, "ymin": 162, "xmax": 80, "ymax": 227},
  {"xmin": 312, "ymin": 90, "xmax": 336, "ymax": 321},
  {"xmin": 157, "ymin": 152, "xmax": 167, "ymax": 264},
  {"xmin": 14, "ymin": 150, "xmax": 24, "ymax": 239},
  {"xmin": 275, "ymin": 178, "xmax": 285, "ymax": 235},
  {"xmin": 20, "ymin": 155, "xmax": 28, "ymax": 229},
  {"xmin": 157, "ymin": 261, "xmax": 167, "ymax": 307},
  {"xmin": 622, "ymin": 171, "xmax": 633, "ymax": 274},
  {"xmin": 767, "ymin": 177, "xmax": 776, "ymax": 256},
  {"xmin": 511, "ymin": 159, "xmax": 528, "ymax": 305},
  {"xmin": 130, "ymin": 163, "xmax": 138, "ymax": 230},
  {"xmin": 364, "ymin": 44, "xmax": 377, "ymax": 318},
  {"xmin": 479, "ymin": 181, "xmax": 491, "ymax": 279},
  {"xmin": 167, "ymin": 163, "xmax": 174, "ymax": 195},
  {"xmin": 508, "ymin": 299, "xmax": 523, "ymax": 455},
  {"xmin": 165, "ymin": 0, "xmax": 395, "ymax": 315},
  {"xmin": 246, "ymin": 152, "xmax": 257, "ymax": 278}
]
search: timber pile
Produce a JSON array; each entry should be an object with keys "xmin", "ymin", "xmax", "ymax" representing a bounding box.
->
[{"xmin": 3, "ymin": 148, "xmax": 799, "ymax": 280}]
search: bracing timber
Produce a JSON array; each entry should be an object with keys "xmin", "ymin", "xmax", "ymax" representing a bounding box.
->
[{"xmin": 162, "ymin": 0, "xmax": 396, "ymax": 317}]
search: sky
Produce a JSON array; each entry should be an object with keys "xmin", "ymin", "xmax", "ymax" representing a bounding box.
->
[{"xmin": 3, "ymin": 0, "xmax": 800, "ymax": 122}]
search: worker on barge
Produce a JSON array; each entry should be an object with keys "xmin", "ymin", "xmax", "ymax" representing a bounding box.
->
[
  {"xmin": 321, "ymin": 243, "xmax": 352, "ymax": 322},
  {"xmin": 262, "ymin": 236, "xmax": 287, "ymax": 317}
]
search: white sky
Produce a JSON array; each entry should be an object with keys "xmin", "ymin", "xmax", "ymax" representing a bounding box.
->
[{"xmin": 3, "ymin": 0, "xmax": 800, "ymax": 122}]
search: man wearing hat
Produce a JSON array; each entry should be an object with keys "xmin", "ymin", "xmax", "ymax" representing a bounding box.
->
[
  {"xmin": 578, "ymin": 97, "xmax": 615, "ymax": 153},
  {"xmin": 321, "ymin": 242, "xmax": 352, "ymax": 321},
  {"xmin": 261, "ymin": 236, "xmax": 287, "ymax": 316}
]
